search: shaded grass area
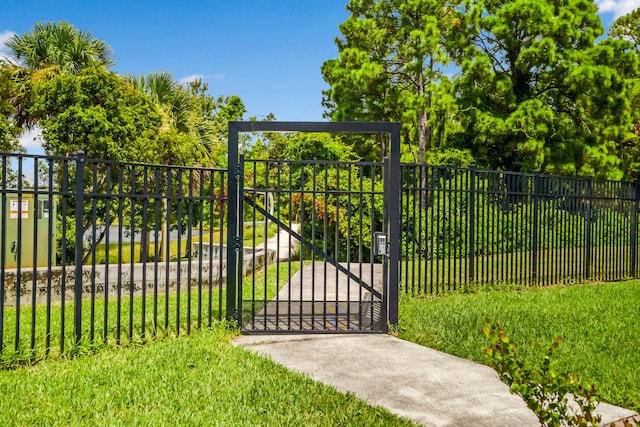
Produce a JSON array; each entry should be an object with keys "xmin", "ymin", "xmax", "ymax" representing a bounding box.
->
[
  {"xmin": 0, "ymin": 261, "xmax": 299, "ymax": 368},
  {"xmin": 0, "ymin": 326, "xmax": 412, "ymax": 426},
  {"xmin": 397, "ymin": 280, "xmax": 640, "ymax": 412}
]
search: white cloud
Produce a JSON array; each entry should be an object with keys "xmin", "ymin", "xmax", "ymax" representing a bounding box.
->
[
  {"xmin": 0, "ymin": 30, "xmax": 16, "ymax": 62},
  {"xmin": 18, "ymin": 127, "xmax": 44, "ymax": 152},
  {"xmin": 178, "ymin": 73, "xmax": 225, "ymax": 86},
  {"xmin": 596, "ymin": 0, "xmax": 640, "ymax": 18},
  {"xmin": 178, "ymin": 74, "xmax": 206, "ymax": 86}
]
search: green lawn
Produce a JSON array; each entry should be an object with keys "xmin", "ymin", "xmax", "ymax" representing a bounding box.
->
[
  {"xmin": 400, "ymin": 245, "xmax": 634, "ymax": 293},
  {"xmin": 0, "ymin": 326, "xmax": 412, "ymax": 426},
  {"xmin": 0, "ymin": 260, "xmax": 299, "ymax": 367},
  {"xmin": 88, "ymin": 223, "xmax": 279, "ymax": 263},
  {"xmin": 397, "ymin": 280, "xmax": 640, "ymax": 412}
]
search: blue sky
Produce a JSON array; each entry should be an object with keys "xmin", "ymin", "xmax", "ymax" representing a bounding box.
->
[{"xmin": 0, "ymin": 0, "xmax": 638, "ymax": 151}]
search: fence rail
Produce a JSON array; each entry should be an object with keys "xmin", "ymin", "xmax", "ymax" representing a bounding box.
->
[
  {"xmin": 0, "ymin": 152, "xmax": 228, "ymax": 359},
  {"xmin": 399, "ymin": 164, "xmax": 639, "ymax": 294},
  {"xmin": 3, "ymin": 151, "xmax": 639, "ymax": 359}
]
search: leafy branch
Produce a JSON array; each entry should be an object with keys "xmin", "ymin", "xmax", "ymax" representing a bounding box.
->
[{"xmin": 482, "ymin": 315, "xmax": 601, "ymax": 426}]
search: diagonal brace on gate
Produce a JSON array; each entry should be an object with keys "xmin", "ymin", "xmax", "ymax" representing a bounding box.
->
[{"xmin": 243, "ymin": 194, "xmax": 383, "ymax": 300}]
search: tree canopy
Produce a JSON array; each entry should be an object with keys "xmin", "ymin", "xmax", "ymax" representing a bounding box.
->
[
  {"xmin": 323, "ymin": 0, "xmax": 640, "ymax": 179},
  {"xmin": 1, "ymin": 20, "xmax": 248, "ymax": 168},
  {"xmin": 5, "ymin": 20, "xmax": 114, "ymax": 74}
]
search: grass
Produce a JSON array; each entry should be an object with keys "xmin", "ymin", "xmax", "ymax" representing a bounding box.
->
[
  {"xmin": 397, "ymin": 280, "xmax": 640, "ymax": 412},
  {"xmin": 88, "ymin": 223, "xmax": 279, "ymax": 263},
  {"xmin": 0, "ymin": 325, "xmax": 412, "ymax": 426},
  {"xmin": 0, "ymin": 260, "xmax": 300, "ymax": 368},
  {"xmin": 400, "ymin": 244, "xmax": 635, "ymax": 292}
]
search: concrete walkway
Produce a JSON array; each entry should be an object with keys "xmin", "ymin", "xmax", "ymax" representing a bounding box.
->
[
  {"xmin": 238, "ymin": 226, "xmax": 638, "ymax": 425},
  {"xmin": 235, "ymin": 334, "xmax": 637, "ymax": 426}
]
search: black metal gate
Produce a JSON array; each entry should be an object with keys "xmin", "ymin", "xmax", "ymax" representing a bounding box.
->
[{"xmin": 226, "ymin": 122, "xmax": 400, "ymax": 333}]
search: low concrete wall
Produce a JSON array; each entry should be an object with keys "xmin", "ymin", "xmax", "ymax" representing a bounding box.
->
[{"xmin": 2, "ymin": 248, "xmax": 276, "ymax": 306}]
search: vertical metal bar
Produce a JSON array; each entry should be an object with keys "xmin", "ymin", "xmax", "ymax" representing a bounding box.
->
[
  {"xmin": 275, "ymin": 161, "xmax": 282, "ymax": 330},
  {"xmin": 429, "ymin": 166, "xmax": 435, "ymax": 293},
  {"xmin": 312, "ymin": 163, "xmax": 318, "ymax": 329},
  {"xmin": 0, "ymin": 155, "xmax": 5, "ymax": 353},
  {"xmin": 60, "ymin": 160, "xmax": 69, "ymax": 352},
  {"xmin": 413, "ymin": 166, "xmax": 419, "ymax": 292},
  {"xmin": 382, "ymin": 157, "xmax": 390, "ymax": 329},
  {"xmin": 175, "ymin": 169, "xmax": 183, "ymax": 335},
  {"xmin": 46, "ymin": 158, "xmax": 54, "ymax": 352},
  {"xmin": 417, "ymin": 166, "xmax": 422, "ymax": 293},
  {"xmin": 469, "ymin": 165, "xmax": 476, "ymax": 284},
  {"xmin": 499, "ymin": 173, "xmax": 505, "ymax": 284},
  {"xmin": 435, "ymin": 168, "xmax": 441, "ymax": 291},
  {"xmin": 630, "ymin": 179, "xmax": 638, "ymax": 278},
  {"xmin": 217, "ymin": 172, "xmax": 225, "ymax": 322},
  {"xmin": 152, "ymin": 168, "xmax": 161, "ymax": 333},
  {"xmin": 299, "ymin": 164, "xmax": 306, "ymax": 330},
  {"xmin": 129, "ymin": 165, "xmax": 136, "ymax": 340},
  {"xmin": 104, "ymin": 165, "xmax": 111, "ymax": 341},
  {"xmin": 334, "ymin": 163, "xmax": 340, "ymax": 330},
  {"xmin": 164, "ymin": 169, "xmax": 171, "ymax": 330},
  {"xmin": 288, "ymin": 162, "xmax": 293, "ymax": 330},
  {"xmin": 116, "ymin": 166, "xmax": 124, "ymax": 344},
  {"xmin": 345, "ymin": 164, "xmax": 351, "ymax": 329},
  {"xmin": 357, "ymin": 164, "xmax": 363, "ymax": 328},
  {"xmin": 237, "ymin": 159, "xmax": 245, "ymax": 329},
  {"xmin": 323, "ymin": 164, "xmax": 329, "ymax": 328},
  {"xmin": 197, "ymin": 168, "xmax": 204, "ymax": 329},
  {"xmin": 370, "ymin": 164, "xmax": 375, "ymax": 328},
  {"xmin": 251, "ymin": 161, "xmax": 257, "ymax": 330},
  {"xmin": 31, "ymin": 159, "xmax": 39, "ymax": 351},
  {"xmin": 532, "ymin": 172, "xmax": 540, "ymax": 283},
  {"xmin": 446, "ymin": 170, "xmax": 452, "ymax": 289},
  {"xmin": 421, "ymin": 166, "xmax": 428, "ymax": 293},
  {"xmin": 15, "ymin": 157, "xmax": 23, "ymax": 350},
  {"xmin": 74, "ymin": 151, "xmax": 85, "ymax": 345},
  {"xmin": 186, "ymin": 169, "xmax": 194, "ymax": 334},
  {"xmin": 226, "ymin": 123, "xmax": 239, "ymax": 323},
  {"xmin": 263, "ymin": 163, "xmax": 269, "ymax": 328},
  {"xmin": 585, "ymin": 176, "xmax": 593, "ymax": 279},
  {"xmin": 141, "ymin": 166, "xmax": 149, "ymax": 337},
  {"xmin": 387, "ymin": 124, "xmax": 401, "ymax": 328},
  {"xmin": 207, "ymin": 170, "xmax": 215, "ymax": 326},
  {"xmin": 89, "ymin": 163, "xmax": 98, "ymax": 343}
]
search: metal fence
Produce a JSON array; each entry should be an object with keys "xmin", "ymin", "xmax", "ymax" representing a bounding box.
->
[
  {"xmin": 400, "ymin": 164, "xmax": 639, "ymax": 294},
  {"xmin": 0, "ymin": 152, "xmax": 227, "ymax": 359},
  {"xmin": 3, "ymin": 150, "xmax": 640, "ymax": 358}
]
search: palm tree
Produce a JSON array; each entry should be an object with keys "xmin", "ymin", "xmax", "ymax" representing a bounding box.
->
[
  {"xmin": 5, "ymin": 21, "xmax": 114, "ymax": 73},
  {"xmin": 4, "ymin": 21, "xmax": 114, "ymax": 131},
  {"xmin": 125, "ymin": 72, "xmax": 217, "ymax": 261}
]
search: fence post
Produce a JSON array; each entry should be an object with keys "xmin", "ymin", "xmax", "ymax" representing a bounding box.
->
[
  {"xmin": 226, "ymin": 123, "xmax": 239, "ymax": 324},
  {"xmin": 631, "ymin": 179, "xmax": 639, "ymax": 278},
  {"xmin": 531, "ymin": 172, "xmax": 540, "ymax": 283},
  {"xmin": 74, "ymin": 151, "xmax": 85, "ymax": 344},
  {"xmin": 584, "ymin": 176, "xmax": 593, "ymax": 280},
  {"xmin": 469, "ymin": 164, "xmax": 476, "ymax": 283},
  {"xmin": 387, "ymin": 124, "xmax": 401, "ymax": 328}
]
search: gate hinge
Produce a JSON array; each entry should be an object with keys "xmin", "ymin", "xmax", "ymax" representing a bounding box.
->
[
  {"xmin": 234, "ymin": 236, "xmax": 242, "ymax": 251},
  {"xmin": 235, "ymin": 164, "xmax": 242, "ymax": 179}
]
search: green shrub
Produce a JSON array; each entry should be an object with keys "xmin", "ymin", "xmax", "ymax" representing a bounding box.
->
[{"xmin": 483, "ymin": 316, "xmax": 601, "ymax": 427}]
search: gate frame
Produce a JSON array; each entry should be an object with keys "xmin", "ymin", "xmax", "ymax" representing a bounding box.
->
[{"xmin": 226, "ymin": 121, "xmax": 401, "ymax": 330}]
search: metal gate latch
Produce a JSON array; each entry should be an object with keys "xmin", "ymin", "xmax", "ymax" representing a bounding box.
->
[{"xmin": 374, "ymin": 232, "xmax": 388, "ymax": 257}]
